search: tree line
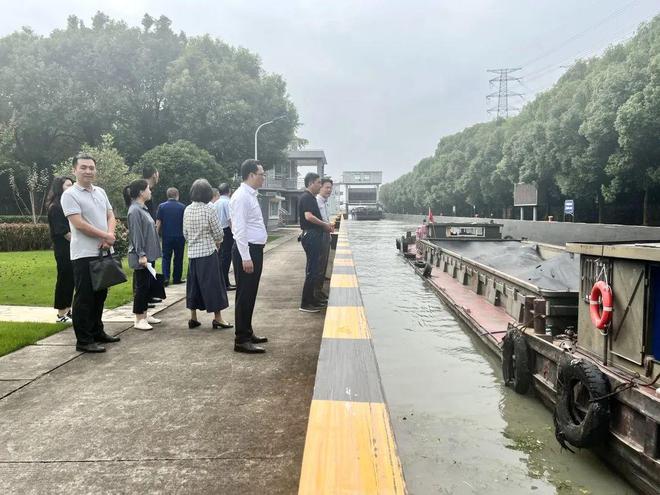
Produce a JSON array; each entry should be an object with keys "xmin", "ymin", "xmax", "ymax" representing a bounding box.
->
[
  {"xmin": 0, "ymin": 12, "xmax": 301, "ymax": 215},
  {"xmin": 380, "ymin": 15, "xmax": 660, "ymax": 225}
]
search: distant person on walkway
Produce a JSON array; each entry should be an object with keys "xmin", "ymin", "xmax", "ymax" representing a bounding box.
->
[
  {"xmin": 315, "ymin": 177, "xmax": 333, "ymax": 302},
  {"xmin": 298, "ymin": 172, "xmax": 334, "ymax": 313},
  {"xmin": 183, "ymin": 179, "xmax": 232, "ymax": 331},
  {"xmin": 142, "ymin": 165, "xmax": 160, "ymax": 220},
  {"xmin": 124, "ymin": 179, "xmax": 163, "ymax": 331},
  {"xmin": 156, "ymin": 187, "xmax": 186, "ymax": 287},
  {"xmin": 213, "ymin": 183, "xmax": 235, "ymax": 290},
  {"xmin": 142, "ymin": 165, "xmax": 162, "ymax": 305},
  {"xmin": 61, "ymin": 153, "xmax": 121, "ymax": 353},
  {"xmin": 230, "ymin": 159, "xmax": 269, "ymax": 353},
  {"xmin": 47, "ymin": 176, "xmax": 75, "ymax": 323},
  {"xmin": 210, "ymin": 188, "xmax": 220, "ymax": 206}
]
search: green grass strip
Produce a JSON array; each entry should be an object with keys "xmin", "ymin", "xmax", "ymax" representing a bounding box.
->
[{"xmin": 0, "ymin": 321, "xmax": 70, "ymax": 357}]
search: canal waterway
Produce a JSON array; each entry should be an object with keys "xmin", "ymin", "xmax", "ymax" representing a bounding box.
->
[{"xmin": 348, "ymin": 219, "xmax": 637, "ymax": 495}]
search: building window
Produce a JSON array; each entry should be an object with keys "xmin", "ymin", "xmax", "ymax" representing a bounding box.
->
[{"xmin": 269, "ymin": 200, "xmax": 279, "ymax": 219}]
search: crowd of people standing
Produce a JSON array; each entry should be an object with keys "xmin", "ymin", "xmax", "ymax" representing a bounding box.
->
[{"xmin": 46, "ymin": 154, "xmax": 336, "ymax": 355}]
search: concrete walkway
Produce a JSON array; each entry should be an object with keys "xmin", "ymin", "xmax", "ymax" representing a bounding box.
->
[{"xmin": 0, "ymin": 236, "xmax": 324, "ymax": 494}]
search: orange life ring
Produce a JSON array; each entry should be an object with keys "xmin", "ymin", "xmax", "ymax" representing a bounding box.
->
[{"xmin": 589, "ymin": 281, "xmax": 613, "ymax": 329}]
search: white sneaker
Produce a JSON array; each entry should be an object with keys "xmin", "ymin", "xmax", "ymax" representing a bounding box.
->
[
  {"xmin": 147, "ymin": 316, "xmax": 161, "ymax": 324},
  {"xmin": 134, "ymin": 319, "xmax": 153, "ymax": 331},
  {"xmin": 56, "ymin": 314, "xmax": 71, "ymax": 323}
]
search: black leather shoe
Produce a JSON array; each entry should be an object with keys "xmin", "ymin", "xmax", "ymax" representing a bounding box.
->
[
  {"xmin": 96, "ymin": 333, "xmax": 120, "ymax": 343},
  {"xmin": 173, "ymin": 279, "xmax": 186, "ymax": 285},
  {"xmin": 212, "ymin": 320, "xmax": 233, "ymax": 329},
  {"xmin": 250, "ymin": 335, "xmax": 268, "ymax": 344},
  {"xmin": 163, "ymin": 280, "xmax": 170, "ymax": 287},
  {"xmin": 149, "ymin": 297, "xmax": 162, "ymax": 304},
  {"xmin": 148, "ymin": 303, "xmax": 156, "ymax": 309},
  {"xmin": 76, "ymin": 342, "xmax": 106, "ymax": 353},
  {"xmin": 188, "ymin": 319, "xmax": 201, "ymax": 329},
  {"xmin": 234, "ymin": 342, "xmax": 266, "ymax": 353},
  {"xmin": 227, "ymin": 284, "xmax": 237, "ymax": 291}
]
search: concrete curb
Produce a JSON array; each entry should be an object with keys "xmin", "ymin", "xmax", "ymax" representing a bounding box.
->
[{"xmin": 298, "ymin": 219, "xmax": 407, "ymax": 494}]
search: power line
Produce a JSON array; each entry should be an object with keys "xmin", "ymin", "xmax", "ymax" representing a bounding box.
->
[
  {"xmin": 486, "ymin": 68, "xmax": 524, "ymax": 119},
  {"xmin": 520, "ymin": 0, "xmax": 640, "ymax": 69}
]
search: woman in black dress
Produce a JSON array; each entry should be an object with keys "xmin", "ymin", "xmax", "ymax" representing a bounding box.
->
[{"xmin": 46, "ymin": 176, "xmax": 74, "ymax": 323}]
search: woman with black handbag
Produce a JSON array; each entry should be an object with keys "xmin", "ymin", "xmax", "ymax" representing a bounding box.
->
[
  {"xmin": 124, "ymin": 179, "xmax": 163, "ymax": 331},
  {"xmin": 47, "ymin": 176, "xmax": 75, "ymax": 323}
]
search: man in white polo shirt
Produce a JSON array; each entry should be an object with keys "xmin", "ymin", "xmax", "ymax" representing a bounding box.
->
[{"xmin": 61, "ymin": 153, "xmax": 121, "ymax": 353}]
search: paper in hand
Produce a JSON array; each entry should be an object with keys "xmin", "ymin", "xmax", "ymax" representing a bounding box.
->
[{"xmin": 146, "ymin": 262, "xmax": 157, "ymax": 279}]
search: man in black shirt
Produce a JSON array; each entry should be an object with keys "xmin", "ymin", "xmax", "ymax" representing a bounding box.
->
[{"xmin": 298, "ymin": 172, "xmax": 333, "ymax": 313}]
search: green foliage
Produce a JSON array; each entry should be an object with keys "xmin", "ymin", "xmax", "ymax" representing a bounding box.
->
[
  {"xmin": 139, "ymin": 140, "xmax": 229, "ymax": 204},
  {"xmin": 113, "ymin": 220, "xmax": 129, "ymax": 258},
  {"xmin": 0, "ymin": 13, "xmax": 300, "ymax": 212},
  {"xmin": 0, "ymin": 215, "xmax": 46, "ymax": 224},
  {"xmin": 53, "ymin": 134, "xmax": 138, "ymax": 215},
  {"xmin": 0, "ymin": 223, "xmax": 51, "ymax": 251},
  {"xmin": 382, "ymin": 15, "xmax": 660, "ymax": 224},
  {"xmin": 0, "ymin": 321, "xmax": 69, "ymax": 357}
]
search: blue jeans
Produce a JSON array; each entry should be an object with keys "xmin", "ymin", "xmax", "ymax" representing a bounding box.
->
[
  {"xmin": 162, "ymin": 236, "xmax": 185, "ymax": 283},
  {"xmin": 301, "ymin": 229, "xmax": 323, "ymax": 307}
]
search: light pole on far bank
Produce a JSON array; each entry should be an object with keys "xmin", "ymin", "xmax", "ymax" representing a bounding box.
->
[{"xmin": 254, "ymin": 115, "xmax": 286, "ymax": 160}]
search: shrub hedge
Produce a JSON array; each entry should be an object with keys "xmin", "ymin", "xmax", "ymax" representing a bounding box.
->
[
  {"xmin": 0, "ymin": 219, "xmax": 129, "ymax": 253},
  {"xmin": 0, "ymin": 215, "xmax": 47, "ymax": 224},
  {"xmin": 0, "ymin": 224, "xmax": 52, "ymax": 251}
]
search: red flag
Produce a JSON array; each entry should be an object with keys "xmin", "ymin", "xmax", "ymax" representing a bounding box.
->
[{"xmin": 428, "ymin": 207, "xmax": 434, "ymax": 223}]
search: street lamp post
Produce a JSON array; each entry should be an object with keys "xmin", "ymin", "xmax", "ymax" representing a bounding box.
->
[{"xmin": 254, "ymin": 115, "xmax": 286, "ymax": 160}]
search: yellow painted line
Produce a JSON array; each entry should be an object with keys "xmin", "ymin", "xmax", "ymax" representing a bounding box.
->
[
  {"xmin": 298, "ymin": 400, "xmax": 406, "ymax": 495},
  {"xmin": 330, "ymin": 274, "xmax": 358, "ymax": 288},
  {"xmin": 333, "ymin": 258, "xmax": 354, "ymax": 266},
  {"xmin": 337, "ymin": 242, "xmax": 350, "ymax": 247},
  {"xmin": 323, "ymin": 306, "xmax": 371, "ymax": 339},
  {"xmin": 336, "ymin": 249, "xmax": 352, "ymax": 255}
]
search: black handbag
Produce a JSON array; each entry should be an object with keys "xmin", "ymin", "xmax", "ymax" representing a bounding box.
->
[
  {"xmin": 148, "ymin": 273, "xmax": 167, "ymax": 300},
  {"xmin": 89, "ymin": 249, "xmax": 128, "ymax": 291}
]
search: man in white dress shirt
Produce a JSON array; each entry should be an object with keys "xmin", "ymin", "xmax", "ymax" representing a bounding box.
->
[
  {"xmin": 316, "ymin": 178, "xmax": 333, "ymax": 301},
  {"xmin": 229, "ymin": 159, "xmax": 269, "ymax": 353}
]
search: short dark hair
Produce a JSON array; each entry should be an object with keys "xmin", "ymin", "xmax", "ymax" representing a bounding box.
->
[
  {"xmin": 211, "ymin": 187, "xmax": 220, "ymax": 197},
  {"xmin": 304, "ymin": 172, "xmax": 320, "ymax": 188},
  {"xmin": 142, "ymin": 165, "xmax": 158, "ymax": 179},
  {"xmin": 321, "ymin": 177, "xmax": 333, "ymax": 186},
  {"xmin": 190, "ymin": 179, "xmax": 213, "ymax": 203},
  {"xmin": 72, "ymin": 153, "xmax": 96, "ymax": 168},
  {"xmin": 218, "ymin": 183, "xmax": 230, "ymax": 195},
  {"xmin": 166, "ymin": 187, "xmax": 179, "ymax": 199},
  {"xmin": 241, "ymin": 159, "xmax": 262, "ymax": 180}
]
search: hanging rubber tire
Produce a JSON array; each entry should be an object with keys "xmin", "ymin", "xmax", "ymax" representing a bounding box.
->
[
  {"xmin": 423, "ymin": 263, "xmax": 432, "ymax": 277},
  {"xmin": 553, "ymin": 356, "xmax": 610, "ymax": 449},
  {"xmin": 502, "ymin": 327, "xmax": 532, "ymax": 394},
  {"xmin": 414, "ymin": 260, "xmax": 426, "ymax": 268},
  {"xmin": 401, "ymin": 237, "xmax": 408, "ymax": 253}
]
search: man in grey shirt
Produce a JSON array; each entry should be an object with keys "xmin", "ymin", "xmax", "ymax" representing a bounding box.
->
[{"xmin": 61, "ymin": 153, "xmax": 121, "ymax": 353}]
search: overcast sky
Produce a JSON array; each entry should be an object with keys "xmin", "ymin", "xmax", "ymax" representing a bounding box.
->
[{"xmin": 1, "ymin": 0, "xmax": 658, "ymax": 181}]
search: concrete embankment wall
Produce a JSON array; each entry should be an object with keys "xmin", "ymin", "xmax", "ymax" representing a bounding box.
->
[{"xmin": 386, "ymin": 213, "xmax": 660, "ymax": 246}]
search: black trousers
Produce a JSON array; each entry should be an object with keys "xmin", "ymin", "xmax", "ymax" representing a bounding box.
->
[
  {"xmin": 133, "ymin": 267, "xmax": 151, "ymax": 314},
  {"xmin": 220, "ymin": 227, "xmax": 234, "ymax": 288},
  {"xmin": 301, "ymin": 230, "xmax": 323, "ymax": 307},
  {"xmin": 53, "ymin": 243, "xmax": 74, "ymax": 310},
  {"xmin": 72, "ymin": 257, "xmax": 108, "ymax": 345},
  {"xmin": 232, "ymin": 243, "xmax": 264, "ymax": 343}
]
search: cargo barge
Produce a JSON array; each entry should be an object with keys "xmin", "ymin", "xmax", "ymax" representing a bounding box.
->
[{"xmin": 396, "ymin": 222, "xmax": 660, "ymax": 494}]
